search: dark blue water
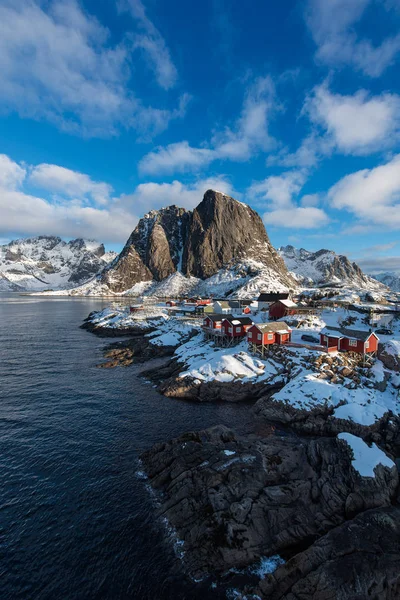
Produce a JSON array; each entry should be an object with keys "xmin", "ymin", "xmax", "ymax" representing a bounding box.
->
[{"xmin": 0, "ymin": 293, "xmax": 256, "ymax": 599}]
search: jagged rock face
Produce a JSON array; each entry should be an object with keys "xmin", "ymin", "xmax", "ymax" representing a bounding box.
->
[
  {"xmin": 0, "ymin": 236, "xmax": 116, "ymax": 291},
  {"xmin": 182, "ymin": 190, "xmax": 289, "ymax": 280},
  {"xmin": 280, "ymin": 245, "xmax": 386, "ymax": 290},
  {"xmin": 101, "ymin": 205, "xmax": 189, "ymax": 292},
  {"xmin": 101, "ymin": 190, "xmax": 295, "ymax": 293}
]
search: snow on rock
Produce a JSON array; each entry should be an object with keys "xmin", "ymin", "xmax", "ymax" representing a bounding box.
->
[
  {"xmin": 0, "ymin": 236, "xmax": 116, "ymax": 291},
  {"xmin": 279, "ymin": 245, "xmax": 386, "ymax": 291},
  {"xmin": 175, "ymin": 335, "xmax": 281, "ymax": 384},
  {"xmin": 337, "ymin": 432, "xmax": 395, "ymax": 477}
]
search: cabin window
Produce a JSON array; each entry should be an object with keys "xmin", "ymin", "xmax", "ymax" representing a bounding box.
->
[
  {"xmin": 348, "ymin": 339, "xmax": 357, "ymax": 347},
  {"xmin": 236, "ymin": 327, "xmax": 241, "ymax": 333},
  {"xmin": 229, "ymin": 327, "xmax": 233, "ymax": 333},
  {"xmin": 365, "ymin": 341, "xmax": 369, "ymax": 349},
  {"xmin": 268, "ymin": 333, "xmax": 274, "ymax": 340},
  {"xmin": 257, "ymin": 333, "xmax": 262, "ymax": 341},
  {"xmin": 323, "ymin": 335, "xmax": 328, "ymax": 343}
]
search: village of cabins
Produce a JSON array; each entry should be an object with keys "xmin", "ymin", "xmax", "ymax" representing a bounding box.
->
[{"xmin": 158, "ymin": 291, "xmax": 380, "ymax": 357}]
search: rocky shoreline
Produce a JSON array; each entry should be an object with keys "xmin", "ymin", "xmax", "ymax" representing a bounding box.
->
[
  {"xmin": 82, "ymin": 309, "xmax": 400, "ymax": 598},
  {"xmin": 140, "ymin": 424, "xmax": 399, "ymax": 597}
]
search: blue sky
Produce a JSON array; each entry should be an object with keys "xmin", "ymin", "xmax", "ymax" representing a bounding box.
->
[{"xmin": 1, "ymin": 0, "xmax": 400, "ymax": 274}]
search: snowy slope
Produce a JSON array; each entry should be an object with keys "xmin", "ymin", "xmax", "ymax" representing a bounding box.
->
[
  {"xmin": 48, "ymin": 258, "xmax": 294, "ymax": 298},
  {"xmin": 279, "ymin": 245, "xmax": 386, "ymax": 291},
  {"xmin": 0, "ymin": 236, "xmax": 116, "ymax": 291}
]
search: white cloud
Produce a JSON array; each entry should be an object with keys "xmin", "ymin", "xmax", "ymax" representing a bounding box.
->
[
  {"xmin": 356, "ymin": 256, "xmax": 400, "ymax": 274},
  {"xmin": 29, "ymin": 164, "xmax": 113, "ymax": 205},
  {"xmin": 139, "ymin": 75, "xmax": 277, "ymax": 174},
  {"xmin": 0, "ymin": 153, "xmax": 237, "ymax": 243},
  {"xmin": 0, "ymin": 154, "xmax": 26, "ymax": 190},
  {"xmin": 263, "ymin": 206, "xmax": 329, "ymax": 229},
  {"xmin": 0, "ymin": 0, "xmax": 185, "ymax": 137},
  {"xmin": 120, "ymin": 177, "xmax": 238, "ymax": 213},
  {"xmin": 122, "ymin": 0, "xmax": 177, "ymax": 90},
  {"xmin": 306, "ymin": 0, "xmax": 400, "ymax": 77},
  {"xmin": 269, "ymin": 84, "xmax": 400, "ymax": 169},
  {"xmin": 213, "ymin": 76, "xmax": 277, "ymax": 160},
  {"xmin": 139, "ymin": 141, "xmax": 215, "ymax": 175},
  {"xmin": 306, "ymin": 84, "xmax": 400, "ymax": 154},
  {"xmin": 328, "ymin": 153, "xmax": 400, "ymax": 228},
  {"xmin": 248, "ymin": 171, "xmax": 307, "ymax": 208},
  {"xmin": 248, "ymin": 170, "xmax": 329, "ymax": 229}
]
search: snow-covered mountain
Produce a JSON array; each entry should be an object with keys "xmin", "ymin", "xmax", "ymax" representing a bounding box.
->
[
  {"xmin": 372, "ymin": 272, "xmax": 400, "ymax": 292},
  {"xmin": 279, "ymin": 245, "xmax": 386, "ymax": 291},
  {"xmin": 0, "ymin": 236, "xmax": 117, "ymax": 291},
  {"xmin": 61, "ymin": 190, "xmax": 296, "ymax": 298}
]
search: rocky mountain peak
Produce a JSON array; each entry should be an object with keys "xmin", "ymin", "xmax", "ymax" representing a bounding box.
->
[{"xmin": 100, "ymin": 189, "xmax": 295, "ymax": 293}]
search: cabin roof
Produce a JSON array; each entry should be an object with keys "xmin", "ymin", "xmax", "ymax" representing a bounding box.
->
[
  {"xmin": 205, "ymin": 313, "xmax": 234, "ymax": 322},
  {"xmin": 224, "ymin": 316, "xmax": 253, "ymax": 326},
  {"xmin": 273, "ymin": 299, "xmax": 297, "ymax": 308},
  {"xmin": 321, "ymin": 326, "xmax": 378, "ymax": 342},
  {"xmin": 251, "ymin": 321, "xmax": 291, "ymax": 333},
  {"xmin": 257, "ymin": 292, "xmax": 289, "ymax": 302},
  {"xmin": 214, "ymin": 300, "xmax": 230, "ymax": 308}
]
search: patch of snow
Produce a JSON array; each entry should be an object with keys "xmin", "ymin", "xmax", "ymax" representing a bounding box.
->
[{"xmin": 337, "ymin": 432, "xmax": 395, "ymax": 477}]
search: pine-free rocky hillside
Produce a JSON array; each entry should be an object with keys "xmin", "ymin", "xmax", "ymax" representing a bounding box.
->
[
  {"xmin": 97, "ymin": 190, "xmax": 295, "ymax": 296},
  {"xmin": 279, "ymin": 245, "xmax": 386, "ymax": 291},
  {"xmin": 0, "ymin": 236, "xmax": 116, "ymax": 291}
]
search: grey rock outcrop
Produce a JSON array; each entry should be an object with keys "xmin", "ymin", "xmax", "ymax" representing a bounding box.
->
[{"xmin": 100, "ymin": 190, "xmax": 295, "ymax": 293}]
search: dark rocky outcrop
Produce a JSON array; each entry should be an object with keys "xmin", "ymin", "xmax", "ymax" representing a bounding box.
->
[
  {"xmin": 140, "ymin": 425, "xmax": 398, "ymax": 582},
  {"xmin": 252, "ymin": 507, "xmax": 400, "ymax": 599},
  {"xmin": 100, "ymin": 190, "xmax": 295, "ymax": 293},
  {"xmin": 158, "ymin": 374, "xmax": 283, "ymax": 403}
]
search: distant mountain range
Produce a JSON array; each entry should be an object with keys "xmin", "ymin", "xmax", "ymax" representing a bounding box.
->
[
  {"xmin": 0, "ymin": 236, "xmax": 116, "ymax": 291},
  {"xmin": 279, "ymin": 245, "xmax": 386, "ymax": 292},
  {"xmin": 372, "ymin": 272, "xmax": 400, "ymax": 292},
  {"xmin": 3, "ymin": 193, "xmax": 393, "ymax": 297}
]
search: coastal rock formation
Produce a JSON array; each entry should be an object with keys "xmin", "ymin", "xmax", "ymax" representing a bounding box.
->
[
  {"xmin": 279, "ymin": 245, "xmax": 386, "ymax": 291},
  {"xmin": 140, "ymin": 425, "xmax": 397, "ymax": 581},
  {"xmin": 100, "ymin": 190, "xmax": 295, "ymax": 293},
  {"xmin": 254, "ymin": 395, "xmax": 400, "ymax": 458},
  {"xmin": 253, "ymin": 507, "xmax": 400, "ymax": 599}
]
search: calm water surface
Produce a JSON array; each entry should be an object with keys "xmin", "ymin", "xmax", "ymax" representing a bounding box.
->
[{"xmin": 0, "ymin": 293, "xmax": 257, "ymax": 599}]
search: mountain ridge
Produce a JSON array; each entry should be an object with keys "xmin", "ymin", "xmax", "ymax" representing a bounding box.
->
[
  {"xmin": 279, "ymin": 245, "xmax": 386, "ymax": 291},
  {"xmin": 0, "ymin": 236, "xmax": 116, "ymax": 291}
]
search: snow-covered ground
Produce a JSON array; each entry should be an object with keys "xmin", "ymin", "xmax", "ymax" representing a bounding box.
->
[
  {"xmin": 338, "ymin": 433, "xmax": 395, "ymax": 477},
  {"xmin": 86, "ymin": 302, "xmax": 400, "ymax": 429}
]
